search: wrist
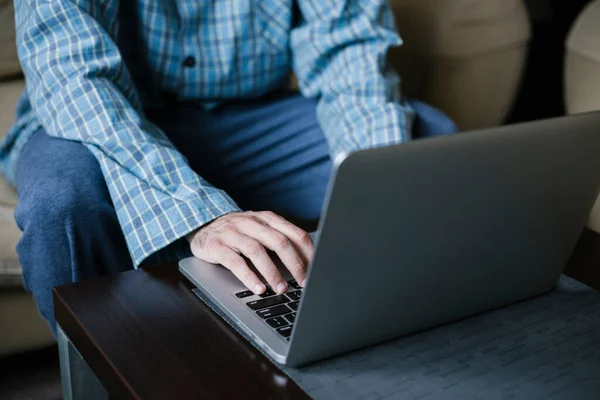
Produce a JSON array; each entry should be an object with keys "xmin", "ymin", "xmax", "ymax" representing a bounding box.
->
[{"xmin": 185, "ymin": 229, "xmax": 199, "ymax": 243}]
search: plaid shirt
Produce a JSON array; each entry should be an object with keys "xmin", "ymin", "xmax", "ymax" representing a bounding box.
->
[{"xmin": 2, "ymin": 0, "xmax": 414, "ymax": 266}]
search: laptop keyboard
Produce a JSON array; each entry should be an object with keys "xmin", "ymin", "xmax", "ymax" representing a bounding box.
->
[{"xmin": 236, "ymin": 279, "xmax": 303, "ymax": 341}]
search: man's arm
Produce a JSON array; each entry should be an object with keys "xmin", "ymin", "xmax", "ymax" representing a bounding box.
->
[
  {"xmin": 291, "ymin": 0, "xmax": 415, "ymax": 157},
  {"xmin": 15, "ymin": 0, "xmax": 312, "ymax": 293},
  {"xmin": 15, "ymin": 0, "xmax": 241, "ymax": 266}
]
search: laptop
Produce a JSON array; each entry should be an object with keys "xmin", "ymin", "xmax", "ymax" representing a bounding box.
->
[{"xmin": 179, "ymin": 112, "xmax": 600, "ymax": 367}]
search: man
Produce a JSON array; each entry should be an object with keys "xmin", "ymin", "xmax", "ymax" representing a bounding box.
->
[{"xmin": 1, "ymin": 0, "xmax": 456, "ymax": 334}]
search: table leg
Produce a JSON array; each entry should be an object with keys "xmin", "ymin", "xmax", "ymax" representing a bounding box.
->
[{"xmin": 57, "ymin": 325, "xmax": 109, "ymax": 400}]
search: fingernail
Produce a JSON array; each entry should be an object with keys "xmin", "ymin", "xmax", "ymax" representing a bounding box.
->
[
  {"xmin": 254, "ymin": 284, "xmax": 266, "ymax": 294},
  {"xmin": 276, "ymin": 282, "xmax": 287, "ymax": 293},
  {"xmin": 300, "ymin": 278, "xmax": 307, "ymax": 287}
]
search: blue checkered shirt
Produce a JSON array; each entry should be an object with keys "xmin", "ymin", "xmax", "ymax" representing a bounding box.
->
[{"xmin": 2, "ymin": 0, "xmax": 414, "ymax": 266}]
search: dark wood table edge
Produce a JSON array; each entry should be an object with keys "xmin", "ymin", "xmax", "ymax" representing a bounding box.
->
[
  {"xmin": 54, "ymin": 289, "xmax": 139, "ymax": 399},
  {"xmin": 53, "ymin": 263, "xmax": 311, "ymax": 400}
]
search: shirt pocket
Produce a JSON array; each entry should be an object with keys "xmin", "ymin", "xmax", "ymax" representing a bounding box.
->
[{"xmin": 253, "ymin": 2, "xmax": 290, "ymax": 55}]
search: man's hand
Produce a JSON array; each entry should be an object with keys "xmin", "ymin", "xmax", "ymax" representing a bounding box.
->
[{"xmin": 187, "ymin": 211, "xmax": 313, "ymax": 295}]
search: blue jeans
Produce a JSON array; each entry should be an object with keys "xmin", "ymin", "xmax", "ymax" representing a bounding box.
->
[{"xmin": 14, "ymin": 93, "xmax": 457, "ymax": 335}]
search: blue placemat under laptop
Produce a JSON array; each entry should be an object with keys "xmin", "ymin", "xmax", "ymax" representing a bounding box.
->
[{"xmin": 193, "ymin": 276, "xmax": 600, "ymax": 399}]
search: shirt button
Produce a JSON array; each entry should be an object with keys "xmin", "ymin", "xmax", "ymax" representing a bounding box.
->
[{"xmin": 182, "ymin": 56, "xmax": 196, "ymax": 68}]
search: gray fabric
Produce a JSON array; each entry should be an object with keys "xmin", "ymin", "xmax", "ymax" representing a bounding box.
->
[{"xmin": 194, "ymin": 276, "xmax": 600, "ymax": 399}]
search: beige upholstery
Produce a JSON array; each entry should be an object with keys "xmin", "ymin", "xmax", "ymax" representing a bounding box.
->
[
  {"xmin": 0, "ymin": 22, "xmax": 53, "ymax": 351},
  {"xmin": 0, "ymin": 80, "xmax": 23, "ymax": 286},
  {"xmin": 0, "ymin": 79, "xmax": 52, "ymax": 355},
  {"xmin": 565, "ymin": 0, "xmax": 600, "ymax": 233},
  {"xmin": 565, "ymin": 0, "xmax": 600, "ymax": 114},
  {"xmin": 0, "ymin": 83, "xmax": 21, "ymax": 288},
  {"xmin": 0, "ymin": 210, "xmax": 22, "ymax": 287},
  {"xmin": 388, "ymin": 0, "xmax": 531, "ymax": 131},
  {"xmin": 0, "ymin": 1, "xmax": 20, "ymax": 79},
  {"xmin": 0, "ymin": 291, "xmax": 54, "ymax": 356},
  {"xmin": 0, "ymin": 80, "xmax": 22, "ymax": 208},
  {"xmin": 0, "ymin": 81, "xmax": 22, "ymax": 289}
]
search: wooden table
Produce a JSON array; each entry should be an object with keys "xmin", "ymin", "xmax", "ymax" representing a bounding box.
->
[
  {"xmin": 54, "ymin": 263, "xmax": 309, "ymax": 399},
  {"xmin": 54, "ymin": 229, "xmax": 600, "ymax": 400}
]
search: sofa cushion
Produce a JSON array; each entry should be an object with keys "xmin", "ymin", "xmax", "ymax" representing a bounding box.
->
[
  {"xmin": 0, "ymin": 1, "xmax": 20, "ymax": 80},
  {"xmin": 0, "ymin": 79, "xmax": 22, "ymax": 207},
  {"xmin": 564, "ymin": 0, "xmax": 600, "ymax": 234},
  {"xmin": 567, "ymin": 0, "xmax": 600, "ymax": 65},
  {"xmin": 0, "ymin": 204, "xmax": 20, "ymax": 286},
  {"xmin": 0, "ymin": 79, "xmax": 22, "ymax": 288},
  {"xmin": 389, "ymin": 0, "xmax": 530, "ymax": 56},
  {"xmin": 387, "ymin": 0, "xmax": 531, "ymax": 131},
  {"xmin": 0, "ymin": 258, "xmax": 21, "ymax": 287},
  {"xmin": 0, "ymin": 290, "xmax": 54, "ymax": 356}
]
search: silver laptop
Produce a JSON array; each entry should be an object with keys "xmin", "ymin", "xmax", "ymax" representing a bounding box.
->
[{"xmin": 180, "ymin": 112, "xmax": 600, "ymax": 367}]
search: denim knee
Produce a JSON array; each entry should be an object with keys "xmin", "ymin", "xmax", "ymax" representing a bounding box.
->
[{"xmin": 15, "ymin": 176, "xmax": 129, "ymax": 334}]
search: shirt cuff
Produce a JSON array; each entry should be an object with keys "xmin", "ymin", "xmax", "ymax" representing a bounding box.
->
[{"xmin": 127, "ymin": 189, "xmax": 241, "ymax": 267}]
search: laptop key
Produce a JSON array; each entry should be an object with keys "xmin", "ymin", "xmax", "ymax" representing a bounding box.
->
[
  {"xmin": 266, "ymin": 316, "xmax": 289, "ymax": 329},
  {"xmin": 286, "ymin": 291, "xmax": 302, "ymax": 301},
  {"xmin": 284, "ymin": 313, "xmax": 296, "ymax": 324},
  {"xmin": 256, "ymin": 304, "xmax": 290, "ymax": 319},
  {"xmin": 277, "ymin": 325, "xmax": 293, "ymax": 338},
  {"xmin": 288, "ymin": 279, "xmax": 302, "ymax": 290},
  {"xmin": 288, "ymin": 301, "xmax": 299, "ymax": 311},
  {"xmin": 259, "ymin": 288, "xmax": 276, "ymax": 298},
  {"xmin": 235, "ymin": 290, "xmax": 254, "ymax": 299},
  {"xmin": 247, "ymin": 295, "xmax": 289, "ymax": 310}
]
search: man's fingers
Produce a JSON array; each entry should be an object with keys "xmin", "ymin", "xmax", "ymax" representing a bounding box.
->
[
  {"xmin": 228, "ymin": 231, "xmax": 287, "ymax": 294},
  {"xmin": 237, "ymin": 217, "xmax": 307, "ymax": 286},
  {"xmin": 213, "ymin": 244, "xmax": 266, "ymax": 294},
  {"xmin": 255, "ymin": 212, "xmax": 314, "ymax": 284},
  {"xmin": 188, "ymin": 212, "xmax": 313, "ymax": 292}
]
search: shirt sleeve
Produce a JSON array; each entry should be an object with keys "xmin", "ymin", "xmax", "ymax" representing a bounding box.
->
[
  {"xmin": 291, "ymin": 0, "xmax": 415, "ymax": 159},
  {"xmin": 15, "ymin": 0, "xmax": 241, "ymax": 266}
]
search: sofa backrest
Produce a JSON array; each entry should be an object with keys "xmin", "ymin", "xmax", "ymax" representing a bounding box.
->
[{"xmin": 0, "ymin": 1, "xmax": 20, "ymax": 80}]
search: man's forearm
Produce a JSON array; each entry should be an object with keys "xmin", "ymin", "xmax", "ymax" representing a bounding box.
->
[
  {"xmin": 16, "ymin": 0, "xmax": 242, "ymax": 265},
  {"xmin": 291, "ymin": 0, "xmax": 415, "ymax": 158}
]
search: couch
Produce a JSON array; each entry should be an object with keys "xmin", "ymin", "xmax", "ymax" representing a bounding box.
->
[
  {"xmin": 0, "ymin": 0, "xmax": 533, "ymax": 356},
  {"xmin": 0, "ymin": 0, "xmax": 55, "ymax": 354},
  {"xmin": 565, "ymin": 0, "xmax": 600, "ymax": 233}
]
